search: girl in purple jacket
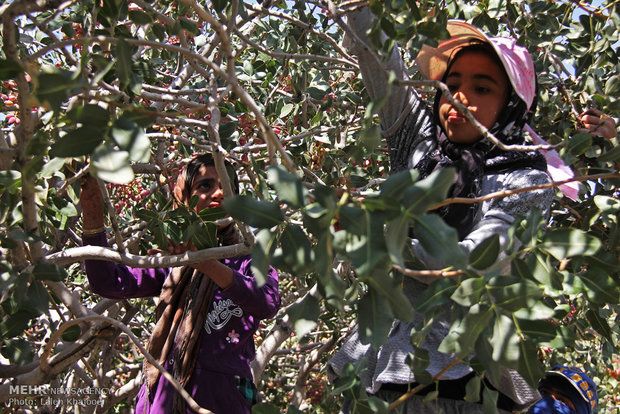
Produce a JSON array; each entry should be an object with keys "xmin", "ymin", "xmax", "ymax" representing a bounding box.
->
[{"xmin": 80, "ymin": 154, "xmax": 280, "ymax": 414}]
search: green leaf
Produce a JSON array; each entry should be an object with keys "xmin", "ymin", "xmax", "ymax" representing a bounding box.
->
[
  {"xmin": 567, "ymin": 132, "xmax": 592, "ymax": 156},
  {"xmin": 465, "ymin": 375, "xmax": 481, "ymax": 403},
  {"xmin": 517, "ymin": 319, "xmax": 557, "ymax": 343},
  {"xmin": 403, "ymin": 168, "xmax": 455, "ymax": 215},
  {"xmin": 380, "ymin": 169, "xmax": 420, "ymax": 201},
  {"xmin": 49, "ymin": 194, "xmax": 78, "ymax": 217},
  {"xmin": 360, "ymin": 125, "xmax": 382, "ymax": 151},
  {"xmin": 49, "ymin": 126, "xmax": 104, "ymax": 158},
  {"xmin": 222, "ymin": 195, "xmax": 284, "ymax": 228},
  {"xmin": 513, "ymin": 303, "xmax": 555, "ymax": 321},
  {"xmin": 198, "ymin": 206, "xmax": 227, "ymax": 222},
  {"xmin": 180, "ymin": 17, "xmax": 200, "ymax": 35},
  {"xmin": 407, "ymin": 347, "xmax": 433, "ymax": 385},
  {"xmin": 0, "ymin": 58, "xmax": 23, "ymax": 80},
  {"xmin": 347, "ymin": 211, "xmax": 388, "ymax": 276},
  {"xmin": 152, "ymin": 23, "xmax": 166, "ymax": 41},
  {"xmin": 61, "ymin": 325, "xmax": 82, "ymax": 342},
  {"xmin": 251, "ymin": 229, "xmax": 277, "ymax": 287},
  {"xmin": 286, "ymin": 294, "xmax": 319, "ymax": 338},
  {"xmin": 278, "ymin": 103, "xmax": 295, "ymax": 119},
  {"xmin": 365, "ymin": 267, "xmax": 414, "ymax": 323},
  {"xmin": 528, "ymin": 252, "xmax": 563, "ymax": 290},
  {"xmin": 0, "ymin": 310, "xmax": 31, "ymax": 338},
  {"xmin": 414, "ymin": 278, "xmax": 457, "ymax": 313},
  {"xmin": 315, "ymin": 233, "xmax": 346, "ymax": 310},
  {"xmin": 128, "ymin": 9, "xmax": 153, "ymax": 24},
  {"xmin": 339, "ymin": 206, "xmax": 367, "ymax": 236},
  {"xmin": 116, "ymin": 38, "xmax": 133, "ymax": 88},
  {"xmin": 1, "ymin": 339, "xmax": 33, "ymax": 366},
  {"xmin": 578, "ymin": 268, "xmax": 619, "ymax": 304},
  {"xmin": 585, "ymin": 309, "xmax": 612, "ymax": 342},
  {"xmin": 27, "ymin": 280, "xmax": 49, "ymax": 316},
  {"xmin": 517, "ymin": 340, "xmax": 545, "ymax": 387},
  {"xmin": 451, "ymin": 277, "xmax": 485, "ymax": 307},
  {"xmin": 469, "ymin": 234, "xmax": 500, "ymax": 270},
  {"xmin": 36, "ymin": 70, "xmax": 78, "ymax": 112},
  {"xmin": 358, "ymin": 287, "xmax": 393, "ymax": 347},
  {"xmin": 187, "ymin": 221, "xmax": 217, "ymax": 250},
  {"xmin": 490, "ymin": 315, "xmax": 519, "ymax": 367},
  {"xmin": 594, "ymin": 195, "xmax": 620, "ymax": 213},
  {"xmin": 267, "ymin": 166, "xmax": 307, "ymax": 209},
  {"xmin": 412, "ymin": 214, "xmax": 467, "ymax": 268},
  {"xmin": 488, "ymin": 279, "xmax": 541, "ymax": 312},
  {"xmin": 275, "ymin": 224, "xmax": 314, "ymax": 274},
  {"xmin": 91, "ymin": 143, "xmax": 134, "ymax": 184},
  {"xmin": 439, "ymin": 304, "xmax": 493, "ymax": 357},
  {"xmin": 352, "ymin": 397, "xmax": 390, "ymax": 414},
  {"xmin": 161, "ymin": 220, "xmax": 184, "ymax": 244},
  {"xmin": 482, "ymin": 387, "xmax": 499, "ymax": 414},
  {"xmin": 385, "ymin": 215, "xmax": 409, "ymax": 267},
  {"xmin": 540, "ymin": 228, "xmax": 601, "ymax": 259},
  {"xmin": 67, "ymin": 104, "xmax": 109, "ymax": 128},
  {"xmin": 33, "ymin": 263, "xmax": 67, "ymax": 282},
  {"xmin": 135, "ymin": 208, "xmax": 160, "ymax": 223},
  {"xmin": 604, "ymin": 74, "xmax": 620, "ymax": 96},
  {"xmin": 111, "ymin": 118, "xmax": 150, "ymax": 162}
]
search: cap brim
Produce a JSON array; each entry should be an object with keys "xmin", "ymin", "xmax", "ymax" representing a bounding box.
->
[
  {"xmin": 416, "ymin": 20, "xmax": 489, "ymax": 81},
  {"xmin": 415, "ymin": 20, "xmax": 535, "ymax": 109}
]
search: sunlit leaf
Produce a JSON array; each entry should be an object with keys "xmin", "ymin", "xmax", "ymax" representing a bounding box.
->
[
  {"xmin": 91, "ymin": 143, "xmax": 134, "ymax": 184},
  {"xmin": 490, "ymin": 315, "xmax": 519, "ymax": 367},
  {"xmin": 540, "ymin": 228, "xmax": 601, "ymax": 259},
  {"xmin": 49, "ymin": 126, "xmax": 104, "ymax": 157},
  {"xmin": 111, "ymin": 118, "xmax": 151, "ymax": 162},
  {"xmin": 403, "ymin": 168, "xmax": 455, "ymax": 215}
]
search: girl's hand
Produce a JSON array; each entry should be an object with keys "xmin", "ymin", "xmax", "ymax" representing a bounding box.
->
[
  {"xmin": 577, "ymin": 108, "xmax": 617, "ymax": 140},
  {"xmin": 166, "ymin": 240, "xmax": 196, "ymax": 255}
]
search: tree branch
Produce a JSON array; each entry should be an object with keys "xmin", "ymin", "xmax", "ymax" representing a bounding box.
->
[{"xmin": 44, "ymin": 242, "xmax": 252, "ymax": 268}]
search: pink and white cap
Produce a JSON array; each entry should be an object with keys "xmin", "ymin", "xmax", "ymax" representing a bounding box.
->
[{"xmin": 416, "ymin": 20, "xmax": 537, "ymax": 110}]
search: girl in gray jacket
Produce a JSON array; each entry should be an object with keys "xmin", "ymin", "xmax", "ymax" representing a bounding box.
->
[{"xmin": 328, "ymin": 9, "xmax": 554, "ymax": 413}]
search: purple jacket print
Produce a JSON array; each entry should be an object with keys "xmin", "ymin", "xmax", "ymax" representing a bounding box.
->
[{"xmin": 82, "ymin": 231, "xmax": 280, "ymax": 414}]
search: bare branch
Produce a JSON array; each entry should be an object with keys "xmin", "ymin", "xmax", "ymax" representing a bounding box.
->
[{"xmin": 44, "ymin": 242, "xmax": 252, "ymax": 268}]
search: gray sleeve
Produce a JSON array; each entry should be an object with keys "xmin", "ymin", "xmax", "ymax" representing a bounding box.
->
[
  {"xmin": 345, "ymin": 7, "xmax": 434, "ymax": 174},
  {"xmin": 410, "ymin": 169, "xmax": 554, "ymax": 275},
  {"xmin": 344, "ymin": 8, "xmax": 418, "ymax": 135}
]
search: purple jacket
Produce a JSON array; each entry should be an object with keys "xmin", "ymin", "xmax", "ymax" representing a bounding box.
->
[{"xmin": 83, "ymin": 232, "xmax": 280, "ymax": 414}]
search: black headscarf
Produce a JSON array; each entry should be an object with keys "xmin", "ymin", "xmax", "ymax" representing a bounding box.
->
[{"xmin": 414, "ymin": 46, "xmax": 547, "ymax": 240}]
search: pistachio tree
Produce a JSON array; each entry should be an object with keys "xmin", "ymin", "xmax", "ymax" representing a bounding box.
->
[{"xmin": 0, "ymin": 0, "xmax": 618, "ymax": 413}]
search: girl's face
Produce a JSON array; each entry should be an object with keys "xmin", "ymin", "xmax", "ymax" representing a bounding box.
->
[
  {"xmin": 438, "ymin": 50, "xmax": 509, "ymax": 144},
  {"xmin": 188, "ymin": 165, "xmax": 224, "ymax": 213}
]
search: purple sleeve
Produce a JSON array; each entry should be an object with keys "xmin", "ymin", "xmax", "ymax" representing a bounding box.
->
[
  {"xmin": 82, "ymin": 232, "xmax": 169, "ymax": 299},
  {"xmin": 222, "ymin": 257, "xmax": 280, "ymax": 320}
]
